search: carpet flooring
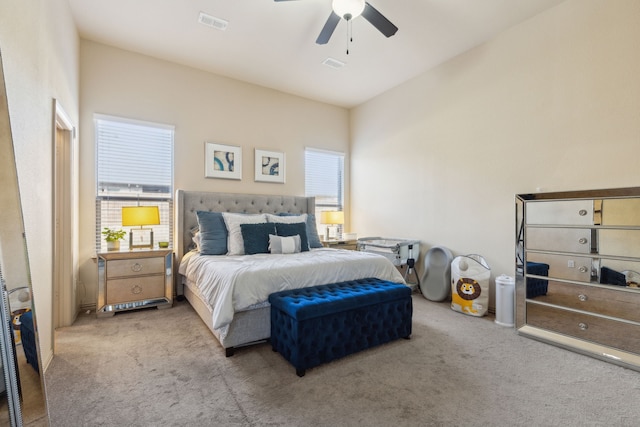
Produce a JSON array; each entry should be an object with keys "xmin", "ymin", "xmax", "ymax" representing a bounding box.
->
[{"xmin": 44, "ymin": 295, "xmax": 640, "ymax": 426}]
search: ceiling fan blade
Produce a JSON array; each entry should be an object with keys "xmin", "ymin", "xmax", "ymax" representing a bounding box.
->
[
  {"xmin": 362, "ymin": 2, "xmax": 398, "ymax": 38},
  {"xmin": 316, "ymin": 11, "xmax": 341, "ymax": 45}
]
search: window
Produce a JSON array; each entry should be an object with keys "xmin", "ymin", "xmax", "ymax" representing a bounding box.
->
[
  {"xmin": 305, "ymin": 148, "xmax": 344, "ymax": 239},
  {"xmin": 95, "ymin": 115, "xmax": 174, "ymax": 252}
]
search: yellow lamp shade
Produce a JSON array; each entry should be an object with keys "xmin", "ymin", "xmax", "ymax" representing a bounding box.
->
[
  {"xmin": 320, "ymin": 211, "xmax": 344, "ymax": 225},
  {"xmin": 122, "ymin": 206, "xmax": 160, "ymax": 227}
]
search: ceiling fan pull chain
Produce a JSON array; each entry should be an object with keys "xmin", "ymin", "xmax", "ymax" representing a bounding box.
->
[
  {"xmin": 346, "ymin": 19, "xmax": 352, "ymax": 55},
  {"xmin": 350, "ymin": 18, "xmax": 353, "ymax": 42},
  {"xmin": 346, "ymin": 20, "xmax": 350, "ymax": 55}
]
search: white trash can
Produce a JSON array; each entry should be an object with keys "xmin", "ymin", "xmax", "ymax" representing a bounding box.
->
[{"xmin": 494, "ymin": 274, "xmax": 515, "ymax": 327}]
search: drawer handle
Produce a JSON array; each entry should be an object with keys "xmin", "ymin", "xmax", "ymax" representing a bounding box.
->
[
  {"xmin": 578, "ymin": 322, "xmax": 588, "ymax": 331},
  {"xmin": 131, "ymin": 284, "xmax": 142, "ymax": 295},
  {"xmin": 131, "ymin": 263, "xmax": 143, "ymax": 273},
  {"xmin": 578, "ymin": 209, "xmax": 588, "ymax": 216},
  {"xmin": 578, "ymin": 266, "xmax": 588, "ymax": 273},
  {"xmin": 578, "ymin": 294, "xmax": 588, "ymax": 302},
  {"xmin": 578, "ymin": 238, "xmax": 588, "ymax": 245}
]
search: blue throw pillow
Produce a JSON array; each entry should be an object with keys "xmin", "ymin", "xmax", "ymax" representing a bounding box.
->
[
  {"xmin": 278, "ymin": 213, "xmax": 322, "ymax": 249},
  {"xmin": 195, "ymin": 211, "xmax": 228, "ymax": 255},
  {"xmin": 241, "ymin": 223, "xmax": 276, "ymax": 255},
  {"xmin": 275, "ymin": 222, "xmax": 309, "ymax": 252}
]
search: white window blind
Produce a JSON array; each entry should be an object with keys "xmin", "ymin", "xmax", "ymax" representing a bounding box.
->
[
  {"xmin": 95, "ymin": 115, "xmax": 174, "ymax": 252},
  {"xmin": 305, "ymin": 148, "xmax": 344, "ymax": 236}
]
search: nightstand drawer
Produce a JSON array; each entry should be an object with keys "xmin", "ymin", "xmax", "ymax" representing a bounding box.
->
[
  {"xmin": 106, "ymin": 256, "xmax": 164, "ymax": 279},
  {"xmin": 106, "ymin": 275, "xmax": 165, "ymax": 304}
]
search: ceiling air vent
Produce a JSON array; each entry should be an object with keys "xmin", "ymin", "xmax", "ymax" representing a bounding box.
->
[
  {"xmin": 198, "ymin": 12, "xmax": 228, "ymax": 31},
  {"xmin": 322, "ymin": 57, "xmax": 345, "ymax": 70}
]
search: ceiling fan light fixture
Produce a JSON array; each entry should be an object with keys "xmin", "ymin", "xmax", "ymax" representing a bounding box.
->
[{"xmin": 332, "ymin": 0, "xmax": 365, "ymax": 20}]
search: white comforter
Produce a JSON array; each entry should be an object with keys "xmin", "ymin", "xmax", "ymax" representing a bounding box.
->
[{"xmin": 179, "ymin": 248, "xmax": 405, "ymax": 330}]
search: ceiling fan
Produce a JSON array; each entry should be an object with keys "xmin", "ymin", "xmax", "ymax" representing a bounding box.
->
[{"xmin": 275, "ymin": 0, "xmax": 398, "ymax": 45}]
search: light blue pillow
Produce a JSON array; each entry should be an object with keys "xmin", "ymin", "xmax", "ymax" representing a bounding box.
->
[
  {"xmin": 278, "ymin": 212, "xmax": 323, "ymax": 249},
  {"xmin": 306, "ymin": 213, "xmax": 323, "ymax": 249},
  {"xmin": 195, "ymin": 211, "xmax": 228, "ymax": 255}
]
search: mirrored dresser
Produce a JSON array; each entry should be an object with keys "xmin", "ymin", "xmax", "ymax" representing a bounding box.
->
[
  {"xmin": 516, "ymin": 187, "xmax": 640, "ymax": 371},
  {"xmin": 97, "ymin": 249, "xmax": 173, "ymax": 317}
]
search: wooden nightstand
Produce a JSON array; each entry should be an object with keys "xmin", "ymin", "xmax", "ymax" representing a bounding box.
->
[
  {"xmin": 321, "ymin": 239, "xmax": 358, "ymax": 251},
  {"xmin": 97, "ymin": 248, "xmax": 173, "ymax": 317}
]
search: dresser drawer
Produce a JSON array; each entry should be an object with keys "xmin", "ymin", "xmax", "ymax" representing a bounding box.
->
[
  {"xmin": 526, "ymin": 252, "xmax": 592, "ymax": 282},
  {"xmin": 526, "ymin": 200, "xmax": 594, "ymax": 225},
  {"xmin": 527, "ymin": 228, "xmax": 640, "ymax": 258},
  {"xmin": 526, "ymin": 228, "xmax": 592, "ymax": 254},
  {"xmin": 106, "ymin": 275, "xmax": 165, "ymax": 304},
  {"xmin": 530, "ymin": 281, "xmax": 640, "ymax": 323},
  {"xmin": 106, "ymin": 256, "xmax": 165, "ymax": 279},
  {"xmin": 527, "ymin": 303, "xmax": 640, "ymax": 355}
]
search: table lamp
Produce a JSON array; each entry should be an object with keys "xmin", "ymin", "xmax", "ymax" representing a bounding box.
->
[
  {"xmin": 122, "ymin": 206, "xmax": 160, "ymax": 249},
  {"xmin": 320, "ymin": 211, "xmax": 344, "ymax": 241}
]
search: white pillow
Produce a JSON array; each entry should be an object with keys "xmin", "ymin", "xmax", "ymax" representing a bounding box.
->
[
  {"xmin": 266, "ymin": 213, "xmax": 307, "ymax": 224},
  {"xmin": 269, "ymin": 234, "xmax": 301, "ymax": 254},
  {"xmin": 221, "ymin": 213, "xmax": 267, "ymax": 255},
  {"xmin": 192, "ymin": 232, "xmax": 202, "ymax": 251}
]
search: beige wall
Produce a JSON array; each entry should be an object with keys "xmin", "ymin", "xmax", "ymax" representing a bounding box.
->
[
  {"xmin": 77, "ymin": 41, "xmax": 350, "ymax": 305},
  {"xmin": 0, "ymin": 0, "xmax": 80, "ymax": 369},
  {"xmin": 351, "ymin": 0, "xmax": 640, "ymax": 305},
  {"xmin": 4, "ymin": 0, "xmax": 636, "ymax": 349}
]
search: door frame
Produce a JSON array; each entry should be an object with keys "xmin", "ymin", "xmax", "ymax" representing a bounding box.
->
[{"xmin": 52, "ymin": 99, "xmax": 77, "ymax": 335}]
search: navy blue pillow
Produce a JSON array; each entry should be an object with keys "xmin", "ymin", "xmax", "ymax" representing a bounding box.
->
[
  {"xmin": 241, "ymin": 223, "xmax": 276, "ymax": 255},
  {"xmin": 278, "ymin": 213, "xmax": 322, "ymax": 249},
  {"xmin": 275, "ymin": 222, "xmax": 309, "ymax": 252},
  {"xmin": 195, "ymin": 211, "xmax": 228, "ymax": 255}
]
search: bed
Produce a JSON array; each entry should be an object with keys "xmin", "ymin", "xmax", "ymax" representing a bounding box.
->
[{"xmin": 175, "ymin": 190, "xmax": 406, "ymax": 356}]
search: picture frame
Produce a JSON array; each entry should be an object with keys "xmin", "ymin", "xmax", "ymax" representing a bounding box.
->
[
  {"xmin": 205, "ymin": 142, "xmax": 242, "ymax": 180},
  {"xmin": 255, "ymin": 149, "xmax": 285, "ymax": 183}
]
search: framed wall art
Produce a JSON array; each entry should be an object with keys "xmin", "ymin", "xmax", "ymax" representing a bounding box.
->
[
  {"xmin": 255, "ymin": 149, "xmax": 285, "ymax": 183},
  {"xmin": 205, "ymin": 142, "xmax": 242, "ymax": 180}
]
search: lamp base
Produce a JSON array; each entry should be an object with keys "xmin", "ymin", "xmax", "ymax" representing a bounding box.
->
[{"xmin": 129, "ymin": 228, "xmax": 154, "ymax": 249}]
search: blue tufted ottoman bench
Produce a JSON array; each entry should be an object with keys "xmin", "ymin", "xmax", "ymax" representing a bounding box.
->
[
  {"xmin": 269, "ymin": 278, "xmax": 412, "ymax": 377},
  {"xmin": 19, "ymin": 310, "xmax": 39, "ymax": 374}
]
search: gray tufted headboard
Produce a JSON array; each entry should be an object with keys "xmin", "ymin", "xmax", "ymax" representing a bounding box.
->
[{"xmin": 175, "ymin": 190, "xmax": 315, "ymax": 267}]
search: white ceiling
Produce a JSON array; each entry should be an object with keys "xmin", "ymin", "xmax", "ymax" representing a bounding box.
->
[{"xmin": 68, "ymin": 0, "xmax": 566, "ymax": 108}]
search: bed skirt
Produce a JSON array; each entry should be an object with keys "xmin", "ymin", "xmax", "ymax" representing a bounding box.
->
[{"xmin": 183, "ymin": 282, "xmax": 271, "ymax": 356}]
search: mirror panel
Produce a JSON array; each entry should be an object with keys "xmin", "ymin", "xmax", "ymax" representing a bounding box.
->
[
  {"xmin": 0, "ymin": 49, "xmax": 48, "ymax": 425},
  {"xmin": 601, "ymin": 198, "xmax": 640, "ymax": 226}
]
